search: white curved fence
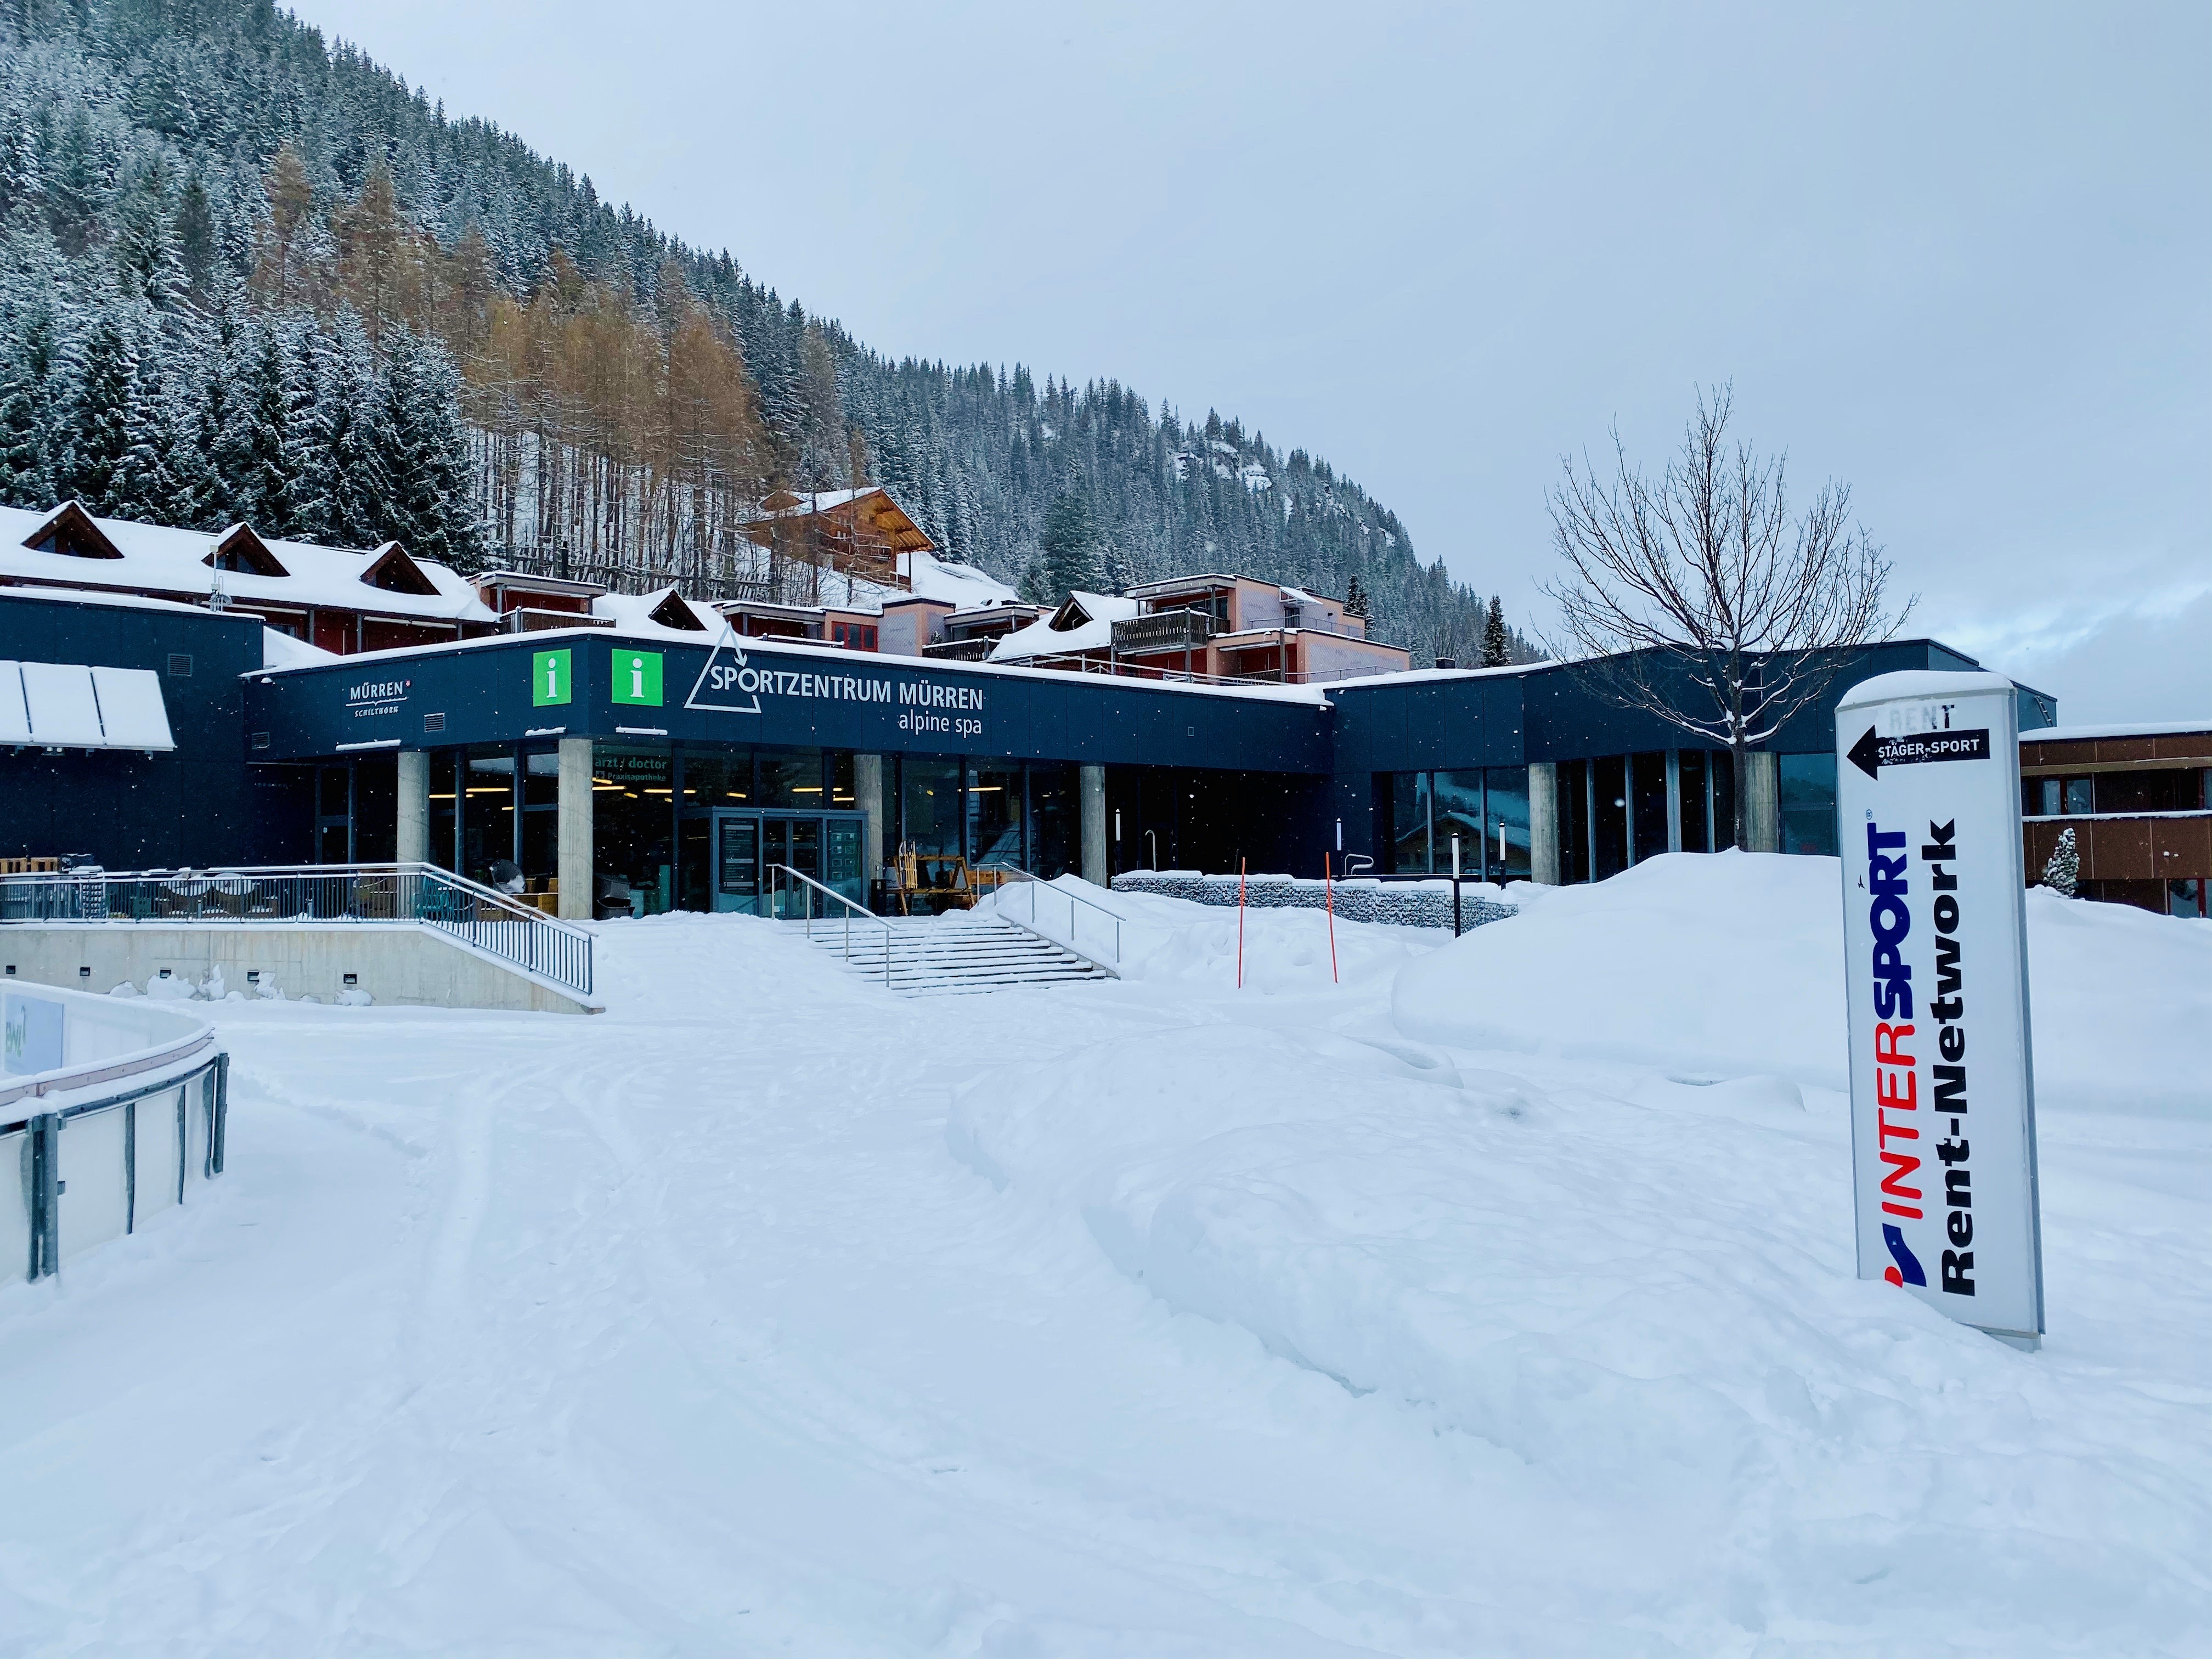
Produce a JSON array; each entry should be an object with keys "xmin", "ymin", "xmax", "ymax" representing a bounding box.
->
[{"xmin": 3, "ymin": 983, "xmax": 227, "ymax": 1282}]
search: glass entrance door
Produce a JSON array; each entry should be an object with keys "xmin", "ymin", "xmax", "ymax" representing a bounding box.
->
[
  {"xmin": 715, "ymin": 815, "xmax": 759, "ymax": 913},
  {"xmin": 706, "ymin": 810, "xmax": 862, "ymax": 915},
  {"xmin": 764, "ymin": 816, "xmax": 820, "ymax": 917}
]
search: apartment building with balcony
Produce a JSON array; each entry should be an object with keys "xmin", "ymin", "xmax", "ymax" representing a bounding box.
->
[
  {"xmin": 986, "ymin": 574, "xmax": 1409, "ymax": 685},
  {"xmin": 2021, "ymin": 720, "xmax": 2212, "ymax": 916}
]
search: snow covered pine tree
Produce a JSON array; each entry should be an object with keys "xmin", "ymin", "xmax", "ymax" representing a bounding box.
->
[{"xmin": 2042, "ymin": 826, "xmax": 2079, "ymax": 897}]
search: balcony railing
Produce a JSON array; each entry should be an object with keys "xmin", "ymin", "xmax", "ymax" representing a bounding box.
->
[
  {"xmin": 1111, "ymin": 607, "xmax": 1218, "ymax": 655},
  {"xmin": 0, "ymin": 862, "xmax": 594, "ymax": 1000},
  {"xmin": 922, "ymin": 636, "xmax": 999, "ymax": 662},
  {"xmin": 504, "ymin": 607, "xmax": 615, "ymax": 633}
]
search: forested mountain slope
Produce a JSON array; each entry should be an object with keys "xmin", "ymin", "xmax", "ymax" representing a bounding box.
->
[{"xmin": 0, "ymin": 0, "xmax": 1523, "ymax": 663}]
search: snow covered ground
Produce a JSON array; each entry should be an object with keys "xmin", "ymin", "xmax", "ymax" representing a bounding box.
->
[{"xmin": 2, "ymin": 856, "xmax": 2207, "ymax": 1655}]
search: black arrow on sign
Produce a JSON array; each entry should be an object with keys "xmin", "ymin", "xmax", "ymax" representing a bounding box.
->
[{"xmin": 1847, "ymin": 725, "xmax": 1993, "ymax": 780}]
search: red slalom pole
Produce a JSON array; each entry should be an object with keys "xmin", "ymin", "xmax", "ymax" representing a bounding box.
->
[
  {"xmin": 1237, "ymin": 857, "xmax": 1247, "ymax": 989},
  {"xmin": 1325, "ymin": 853, "xmax": 1338, "ymax": 984}
]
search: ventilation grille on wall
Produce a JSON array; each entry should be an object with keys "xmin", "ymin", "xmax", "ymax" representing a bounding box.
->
[
  {"xmin": 423, "ymin": 712, "xmax": 447, "ymax": 733},
  {"xmin": 167, "ymin": 654, "xmax": 192, "ymax": 677}
]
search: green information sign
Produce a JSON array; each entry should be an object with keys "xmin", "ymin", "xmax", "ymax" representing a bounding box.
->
[
  {"xmin": 532, "ymin": 648, "xmax": 572, "ymax": 706},
  {"xmin": 611, "ymin": 648, "xmax": 664, "ymax": 707}
]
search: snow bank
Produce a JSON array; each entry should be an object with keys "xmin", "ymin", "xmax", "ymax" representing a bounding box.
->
[
  {"xmin": 1394, "ymin": 851, "xmax": 1850, "ymax": 1087},
  {"xmin": 947, "ymin": 1017, "xmax": 2212, "ymax": 1647},
  {"xmin": 979, "ymin": 876, "xmax": 1442, "ymax": 992},
  {"xmin": 1393, "ymin": 851, "xmax": 2212, "ymax": 1115},
  {"xmin": 2022, "ymin": 886, "xmax": 2212, "ymax": 1116}
]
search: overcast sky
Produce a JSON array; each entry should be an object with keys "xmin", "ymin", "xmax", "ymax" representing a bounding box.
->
[{"xmin": 306, "ymin": 0, "xmax": 2208, "ymax": 723}]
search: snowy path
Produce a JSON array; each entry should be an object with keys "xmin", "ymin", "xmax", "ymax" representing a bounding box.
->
[{"xmin": 2, "ymin": 898, "xmax": 2208, "ymax": 1656}]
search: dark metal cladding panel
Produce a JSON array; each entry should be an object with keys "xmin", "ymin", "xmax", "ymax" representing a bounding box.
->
[
  {"xmin": 1365, "ymin": 684, "xmax": 1412, "ymax": 772},
  {"xmin": 0, "ymin": 595, "xmax": 306, "ymax": 868},
  {"xmin": 246, "ymin": 634, "xmax": 1334, "ymax": 774}
]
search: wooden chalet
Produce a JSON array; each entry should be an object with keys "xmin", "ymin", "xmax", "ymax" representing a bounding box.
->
[{"xmin": 741, "ymin": 487, "xmax": 931, "ymax": 590}]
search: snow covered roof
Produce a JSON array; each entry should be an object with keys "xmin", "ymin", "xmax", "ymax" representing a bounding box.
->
[
  {"xmin": 755, "ymin": 487, "xmax": 876, "ymax": 517},
  {"xmin": 1125, "ymin": 573, "xmax": 1244, "ymax": 596},
  {"xmin": 262, "ymin": 629, "xmax": 339, "ymax": 670},
  {"xmin": 0, "ymin": 580, "xmax": 216, "ymax": 619},
  {"xmin": 901, "ymin": 549, "xmax": 1024, "ymax": 610},
  {"xmin": 591, "ymin": 587, "xmax": 725, "ymax": 637},
  {"xmin": 0, "ymin": 503, "xmax": 496, "ymax": 624},
  {"xmin": 2022, "ymin": 719, "xmax": 2212, "ymax": 743},
  {"xmin": 989, "ymin": 591, "xmax": 1139, "ymax": 662}
]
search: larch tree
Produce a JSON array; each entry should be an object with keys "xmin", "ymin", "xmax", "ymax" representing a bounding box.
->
[{"xmin": 253, "ymin": 144, "xmax": 315, "ymax": 310}]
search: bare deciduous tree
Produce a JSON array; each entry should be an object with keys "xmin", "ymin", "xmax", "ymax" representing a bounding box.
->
[{"xmin": 1541, "ymin": 385, "xmax": 1912, "ymax": 850}]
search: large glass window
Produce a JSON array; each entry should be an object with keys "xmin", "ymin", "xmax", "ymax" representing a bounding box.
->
[
  {"xmin": 902, "ymin": 757, "xmax": 962, "ymax": 856},
  {"xmin": 1630, "ymin": 751, "xmax": 1668, "ymax": 865},
  {"xmin": 678, "ymin": 814, "xmax": 709, "ymax": 911},
  {"xmin": 593, "ymin": 742, "xmax": 675, "ymax": 916},
  {"xmin": 2099, "ymin": 768, "xmax": 2201, "ymax": 813},
  {"xmin": 464, "ymin": 747, "xmax": 515, "ymax": 881},
  {"xmin": 1485, "ymin": 766, "xmax": 1531, "ymax": 882},
  {"xmin": 828, "ymin": 751, "xmax": 857, "ymax": 811},
  {"xmin": 315, "ymin": 764, "xmax": 352, "ymax": 865},
  {"xmin": 1592, "ymin": 755, "xmax": 1628, "ymax": 881},
  {"xmin": 520, "ymin": 749, "xmax": 560, "ymax": 887},
  {"xmin": 1027, "ymin": 763, "xmax": 1078, "ymax": 879},
  {"xmin": 1389, "ymin": 770, "xmax": 1431, "ymax": 873},
  {"xmin": 759, "ymin": 747, "xmax": 825, "ymax": 808},
  {"xmin": 1679, "ymin": 750, "xmax": 1710, "ymax": 853},
  {"xmin": 968, "ymin": 763, "xmax": 1024, "ymax": 867},
  {"xmin": 1557, "ymin": 759, "xmax": 1590, "ymax": 884},
  {"xmin": 1432, "ymin": 770, "xmax": 1483, "ymax": 875},
  {"xmin": 428, "ymin": 751, "xmax": 460, "ymax": 872},
  {"xmin": 1779, "ymin": 753, "xmax": 1839, "ymax": 857},
  {"xmin": 684, "ymin": 750, "xmax": 747, "ymax": 806},
  {"xmin": 1712, "ymin": 752, "xmax": 1738, "ymax": 851}
]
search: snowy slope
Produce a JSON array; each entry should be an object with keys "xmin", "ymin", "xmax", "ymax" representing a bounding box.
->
[{"xmin": 1, "ymin": 870, "xmax": 2207, "ymax": 1655}]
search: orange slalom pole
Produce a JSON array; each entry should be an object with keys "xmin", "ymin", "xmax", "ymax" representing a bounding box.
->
[
  {"xmin": 1237, "ymin": 857, "xmax": 1247, "ymax": 989},
  {"xmin": 1325, "ymin": 853, "xmax": 1338, "ymax": 984}
]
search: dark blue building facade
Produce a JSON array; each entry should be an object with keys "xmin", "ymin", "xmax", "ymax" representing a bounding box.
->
[{"xmin": 2, "ymin": 590, "xmax": 2052, "ymax": 916}]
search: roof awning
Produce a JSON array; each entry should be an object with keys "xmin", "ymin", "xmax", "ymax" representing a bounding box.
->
[{"xmin": 0, "ymin": 661, "xmax": 176, "ymax": 751}]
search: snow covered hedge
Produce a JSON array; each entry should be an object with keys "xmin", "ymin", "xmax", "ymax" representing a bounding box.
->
[{"xmin": 1111, "ymin": 870, "xmax": 1516, "ymax": 930}]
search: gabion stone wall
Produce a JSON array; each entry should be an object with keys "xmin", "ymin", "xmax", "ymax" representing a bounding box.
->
[{"xmin": 1111, "ymin": 871, "xmax": 1517, "ymax": 931}]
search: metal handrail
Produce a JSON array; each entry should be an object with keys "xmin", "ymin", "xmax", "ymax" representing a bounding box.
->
[
  {"xmin": 764, "ymin": 862, "xmax": 894, "ymax": 987},
  {"xmin": 0, "ymin": 862, "xmax": 593, "ymax": 1000},
  {"xmin": 973, "ymin": 861, "xmax": 1122, "ymax": 968}
]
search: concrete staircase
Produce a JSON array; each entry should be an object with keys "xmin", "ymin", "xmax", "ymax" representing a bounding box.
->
[{"xmin": 786, "ymin": 913, "xmax": 1114, "ymax": 997}]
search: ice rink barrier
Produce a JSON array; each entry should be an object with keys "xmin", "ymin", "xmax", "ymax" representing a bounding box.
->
[{"xmin": 2, "ymin": 983, "xmax": 227, "ymax": 1282}]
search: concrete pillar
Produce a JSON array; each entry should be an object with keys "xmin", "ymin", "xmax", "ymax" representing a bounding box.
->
[
  {"xmin": 396, "ymin": 749, "xmax": 430, "ymax": 866},
  {"xmin": 1080, "ymin": 764, "xmax": 1108, "ymax": 886},
  {"xmin": 557, "ymin": 736, "xmax": 594, "ymax": 921},
  {"xmin": 1744, "ymin": 751, "xmax": 1780, "ymax": 854},
  {"xmin": 855, "ymin": 753, "xmax": 886, "ymax": 887},
  {"xmin": 1528, "ymin": 761, "xmax": 1560, "ymax": 885}
]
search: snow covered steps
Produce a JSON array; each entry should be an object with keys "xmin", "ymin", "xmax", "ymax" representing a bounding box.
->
[{"xmin": 785, "ymin": 915, "xmax": 1114, "ymax": 996}]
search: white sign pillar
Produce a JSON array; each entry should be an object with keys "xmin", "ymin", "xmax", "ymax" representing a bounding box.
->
[{"xmin": 1835, "ymin": 670, "xmax": 2045, "ymax": 1347}]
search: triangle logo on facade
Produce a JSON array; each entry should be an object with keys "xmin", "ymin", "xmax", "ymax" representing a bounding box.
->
[{"xmin": 684, "ymin": 628, "xmax": 760, "ymax": 715}]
